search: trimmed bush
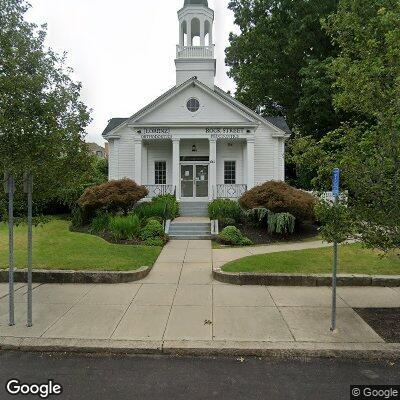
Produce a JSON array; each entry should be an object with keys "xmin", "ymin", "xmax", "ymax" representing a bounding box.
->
[
  {"xmin": 90, "ymin": 213, "xmax": 110, "ymax": 234},
  {"xmin": 218, "ymin": 226, "xmax": 252, "ymax": 246},
  {"xmin": 140, "ymin": 220, "xmax": 167, "ymax": 245},
  {"xmin": 141, "ymin": 220, "xmax": 165, "ymax": 240},
  {"xmin": 134, "ymin": 194, "xmax": 179, "ymax": 222},
  {"xmin": 78, "ymin": 179, "xmax": 148, "ymax": 216},
  {"xmin": 109, "ymin": 214, "xmax": 140, "ymax": 241},
  {"xmin": 208, "ymin": 199, "xmax": 243, "ymax": 224},
  {"xmin": 240, "ymin": 181, "xmax": 316, "ymax": 221}
]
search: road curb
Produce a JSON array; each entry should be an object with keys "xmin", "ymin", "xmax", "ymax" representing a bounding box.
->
[
  {"xmin": 0, "ymin": 266, "xmax": 152, "ymax": 284},
  {"xmin": 212, "ymin": 269, "xmax": 400, "ymax": 287},
  {"xmin": 1, "ymin": 337, "xmax": 400, "ymax": 361}
]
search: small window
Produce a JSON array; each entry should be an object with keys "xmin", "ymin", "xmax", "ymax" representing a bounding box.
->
[
  {"xmin": 224, "ymin": 161, "xmax": 236, "ymax": 184},
  {"xmin": 187, "ymin": 98, "xmax": 200, "ymax": 112},
  {"xmin": 155, "ymin": 161, "xmax": 167, "ymax": 185}
]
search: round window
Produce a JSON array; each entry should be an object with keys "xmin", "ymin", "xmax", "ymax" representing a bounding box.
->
[{"xmin": 187, "ymin": 98, "xmax": 200, "ymax": 113}]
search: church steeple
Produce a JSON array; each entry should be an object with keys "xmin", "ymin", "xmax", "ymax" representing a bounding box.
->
[{"xmin": 175, "ymin": 0, "xmax": 216, "ymax": 88}]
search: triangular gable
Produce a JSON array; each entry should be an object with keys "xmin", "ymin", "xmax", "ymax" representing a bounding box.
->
[{"xmin": 131, "ymin": 78, "xmax": 257, "ymax": 125}]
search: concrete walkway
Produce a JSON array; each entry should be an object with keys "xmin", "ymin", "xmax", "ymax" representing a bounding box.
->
[
  {"xmin": 212, "ymin": 240, "xmax": 331, "ymax": 268},
  {"xmin": 1, "ymin": 240, "xmax": 400, "ymax": 352}
]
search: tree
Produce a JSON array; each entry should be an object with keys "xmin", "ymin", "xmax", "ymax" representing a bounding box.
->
[
  {"xmin": 0, "ymin": 0, "xmax": 92, "ymax": 217},
  {"xmin": 302, "ymin": 0, "xmax": 400, "ymax": 251},
  {"xmin": 226, "ymin": 0, "xmax": 340, "ymax": 138}
]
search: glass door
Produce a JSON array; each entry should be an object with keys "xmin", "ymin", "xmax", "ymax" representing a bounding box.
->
[
  {"xmin": 195, "ymin": 165, "xmax": 208, "ymax": 198},
  {"xmin": 181, "ymin": 165, "xmax": 194, "ymax": 198}
]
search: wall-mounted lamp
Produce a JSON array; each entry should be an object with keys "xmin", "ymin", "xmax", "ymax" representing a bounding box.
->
[
  {"xmin": 246, "ymin": 129, "xmax": 251, "ymax": 133},
  {"xmin": 228, "ymin": 143, "xmax": 233, "ymax": 147},
  {"xmin": 192, "ymin": 145, "xmax": 198, "ymax": 152},
  {"xmin": 137, "ymin": 130, "xmax": 142, "ymax": 134}
]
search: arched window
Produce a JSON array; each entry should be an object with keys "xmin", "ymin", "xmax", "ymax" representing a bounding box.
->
[
  {"xmin": 181, "ymin": 21, "xmax": 188, "ymax": 46},
  {"xmin": 191, "ymin": 18, "xmax": 200, "ymax": 46}
]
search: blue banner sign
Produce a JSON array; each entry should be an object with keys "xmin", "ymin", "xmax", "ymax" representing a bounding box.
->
[{"xmin": 332, "ymin": 168, "xmax": 340, "ymax": 198}]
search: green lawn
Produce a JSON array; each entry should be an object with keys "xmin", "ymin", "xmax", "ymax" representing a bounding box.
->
[
  {"xmin": 222, "ymin": 243, "xmax": 400, "ymax": 275},
  {"xmin": 0, "ymin": 219, "xmax": 161, "ymax": 271}
]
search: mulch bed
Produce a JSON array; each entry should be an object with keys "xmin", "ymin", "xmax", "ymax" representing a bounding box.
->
[
  {"xmin": 355, "ymin": 308, "xmax": 400, "ymax": 343},
  {"xmin": 219, "ymin": 222, "xmax": 319, "ymax": 245}
]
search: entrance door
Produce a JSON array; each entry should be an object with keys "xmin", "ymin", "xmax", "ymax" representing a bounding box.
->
[
  {"xmin": 195, "ymin": 165, "xmax": 208, "ymax": 198},
  {"xmin": 180, "ymin": 164, "xmax": 209, "ymax": 198}
]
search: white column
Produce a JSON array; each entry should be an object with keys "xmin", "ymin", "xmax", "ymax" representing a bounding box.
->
[
  {"xmin": 142, "ymin": 143, "xmax": 148, "ymax": 184},
  {"xmin": 209, "ymin": 138, "xmax": 217, "ymax": 200},
  {"xmin": 134, "ymin": 138, "xmax": 142, "ymax": 184},
  {"xmin": 209, "ymin": 23, "xmax": 213, "ymax": 46},
  {"xmin": 200, "ymin": 19, "xmax": 205, "ymax": 46},
  {"xmin": 187, "ymin": 19, "xmax": 192, "ymax": 46},
  {"xmin": 246, "ymin": 138, "xmax": 255, "ymax": 190},
  {"xmin": 172, "ymin": 138, "xmax": 180, "ymax": 200}
]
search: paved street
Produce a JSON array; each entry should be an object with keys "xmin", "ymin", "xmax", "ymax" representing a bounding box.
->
[
  {"xmin": 1, "ymin": 240, "xmax": 400, "ymax": 348},
  {"xmin": 0, "ymin": 351, "xmax": 399, "ymax": 400}
]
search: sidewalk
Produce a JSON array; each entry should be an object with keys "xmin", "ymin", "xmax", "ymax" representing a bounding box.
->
[{"xmin": 1, "ymin": 240, "xmax": 400, "ymax": 356}]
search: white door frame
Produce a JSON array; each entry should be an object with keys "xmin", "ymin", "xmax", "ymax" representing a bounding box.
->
[{"xmin": 180, "ymin": 162, "xmax": 209, "ymax": 201}]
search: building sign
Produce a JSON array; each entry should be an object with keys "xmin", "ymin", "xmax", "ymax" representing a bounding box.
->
[
  {"xmin": 205, "ymin": 128, "xmax": 245, "ymax": 134},
  {"xmin": 140, "ymin": 128, "xmax": 171, "ymax": 140},
  {"xmin": 206, "ymin": 128, "xmax": 245, "ymax": 140}
]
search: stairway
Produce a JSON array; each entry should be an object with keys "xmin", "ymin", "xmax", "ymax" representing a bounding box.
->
[
  {"xmin": 179, "ymin": 202, "xmax": 208, "ymax": 217},
  {"xmin": 169, "ymin": 220, "xmax": 211, "ymax": 240},
  {"xmin": 168, "ymin": 202, "xmax": 211, "ymax": 240}
]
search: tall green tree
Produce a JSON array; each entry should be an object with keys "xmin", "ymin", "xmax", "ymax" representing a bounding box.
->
[
  {"xmin": 226, "ymin": 0, "xmax": 340, "ymax": 138},
  {"xmin": 0, "ymin": 0, "xmax": 92, "ymax": 216},
  {"xmin": 295, "ymin": 0, "xmax": 400, "ymax": 251}
]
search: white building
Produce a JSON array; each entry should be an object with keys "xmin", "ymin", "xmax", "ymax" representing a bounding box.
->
[{"xmin": 103, "ymin": 0, "xmax": 291, "ymax": 204}]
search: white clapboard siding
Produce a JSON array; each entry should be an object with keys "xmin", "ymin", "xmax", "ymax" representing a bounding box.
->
[
  {"xmin": 146, "ymin": 141, "xmax": 173, "ymax": 185},
  {"xmin": 216, "ymin": 141, "xmax": 244, "ymax": 185},
  {"xmin": 115, "ymin": 128, "xmax": 135, "ymax": 180},
  {"xmin": 254, "ymin": 124, "xmax": 278, "ymax": 184},
  {"xmin": 137, "ymin": 86, "xmax": 251, "ymax": 124}
]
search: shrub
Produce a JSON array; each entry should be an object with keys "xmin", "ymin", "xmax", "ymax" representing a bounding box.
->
[
  {"xmin": 109, "ymin": 214, "xmax": 140, "ymax": 241},
  {"xmin": 152, "ymin": 194, "xmax": 179, "ymax": 220},
  {"xmin": 134, "ymin": 202, "xmax": 165, "ymax": 222},
  {"xmin": 245, "ymin": 207, "xmax": 296, "ymax": 235},
  {"xmin": 78, "ymin": 179, "xmax": 148, "ymax": 217},
  {"xmin": 91, "ymin": 213, "xmax": 110, "ymax": 234},
  {"xmin": 141, "ymin": 220, "xmax": 165, "ymax": 241},
  {"xmin": 267, "ymin": 212, "xmax": 296, "ymax": 235},
  {"xmin": 208, "ymin": 199, "xmax": 243, "ymax": 223},
  {"xmin": 134, "ymin": 194, "xmax": 179, "ymax": 222},
  {"xmin": 71, "ymin": 206, "xmax": 85, "ymax": 228},
  {"xmin": 218, "ymin": 226, "xmax": 252, "ymax": 246},
  {"xmin": 240, "ymin": 181, "xmax": 316, "ymax": 221}
]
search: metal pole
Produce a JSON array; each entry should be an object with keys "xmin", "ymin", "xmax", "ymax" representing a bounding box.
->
[
  {"xmin": 7, "ymin": 173, "xmax": 15, "ymax": 326},
  {"xmin": 331, "ymin": 239, "xmax": 338, "ymax": 331},
  {"xmin": 25, "ymin": 173, "xmax": 33, "ymax": 327},
  {"xmin": 330, "ymin": 167, "xmax": 340, "ymax": 332}
]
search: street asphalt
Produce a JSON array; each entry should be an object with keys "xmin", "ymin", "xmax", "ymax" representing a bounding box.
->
[{"xmin": 0, "ymin": 351, "xmax": 399, "ymax": 400}]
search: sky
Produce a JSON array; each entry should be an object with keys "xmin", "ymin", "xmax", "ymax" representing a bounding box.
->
[{"xmin": 26, "ymin": 0, "xmax": 240, "ymax": 145}]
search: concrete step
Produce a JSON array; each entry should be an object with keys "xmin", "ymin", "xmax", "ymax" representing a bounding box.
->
[
  {"xmin": 179, "ymin": 202, "xmax": 209, "ymax": 217},
  {"xmin": 169, "ymin": 234, "xmax": 212, "ymax": 240}
]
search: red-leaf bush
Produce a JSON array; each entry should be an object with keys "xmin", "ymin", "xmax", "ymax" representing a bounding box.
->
[
  {"xmin": 239, "ymin": 181, "xmax": 316, "ymax": 222},
  {"xmin": 78, "ymin": 179, "xmax": 148, "ymax": 216}
]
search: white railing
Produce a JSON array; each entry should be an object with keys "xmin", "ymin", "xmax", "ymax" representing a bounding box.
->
[
  {"xmin": 216, "ymin": 184, "xmax": 247, "ymax": 199},
  {"xmin": 176, "ymin": 45, "xmax": 214, "ymax": 59},
  {"xmin": 145, "ymin": 185, "xmax": 175, "ymax": 199}
]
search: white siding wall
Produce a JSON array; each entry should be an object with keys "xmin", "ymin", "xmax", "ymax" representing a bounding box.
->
[
  {"xmin": 146, "ymin": 141, "xmax": 173, "ymax": 185},
  {"xmin": 108, "ymin": 128, "xmax": 135, "ymax": 180},
  {"xmin": 254, "ymin": 124, "xmax": 282, "ymax": 185},
  {"xmin": 138, "ymin": 86, "xmax": 248, "ymax": 124},
  {"xmin": 216, "ymin": 141, "xmax": 244, "ymax": 185}
]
